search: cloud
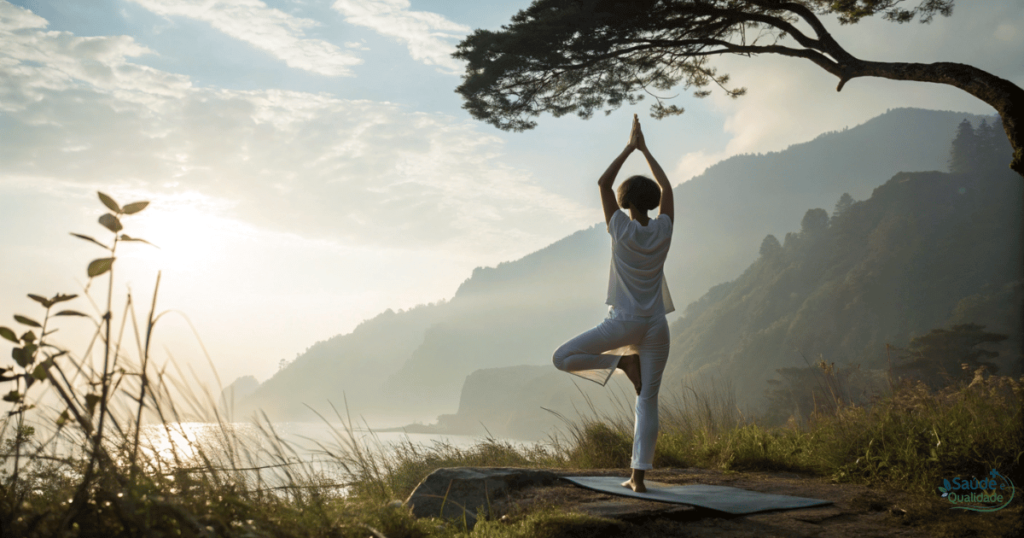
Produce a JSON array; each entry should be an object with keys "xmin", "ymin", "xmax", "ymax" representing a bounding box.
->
[
  {"xmin": 128, "ymin": 0, "xmax": 362, "ymax": 76},
  {"xmin": 0, "ymin": 3, "xmax": 591, "ymax": 262},
  {"xmin": 670, "ymin": 3, "xmax": 1024, "ymax": 182},
  {"xmin": 0, "ymin": 1, "xmax": 46, "ymax": 30},
  {"xmin": 0, "ymin": 1, "xmax": 190, "ymax": 119},
  {"xmin": 332, "ymin": 0, "xmax": 469, "ymax": 74}
]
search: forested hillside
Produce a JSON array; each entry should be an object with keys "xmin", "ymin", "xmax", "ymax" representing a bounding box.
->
[
  {"xmin": 409, "ymin": 129, "xmax": 1021, "ymax": 438},
  {"xmin": 236, "ymin": 108, "xmax": 1014, "ymax": 425},
  {"xmin": 665, "ymin": 166, "xmax": 1021, "ymax": 412}
]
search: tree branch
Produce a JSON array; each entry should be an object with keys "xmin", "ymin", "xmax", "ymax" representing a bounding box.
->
[
  {"xmin": 749, "ymin": 0, "xmax": 857, "ymax": 63},
  {"xmin": 614, "ymin": 39, "xmax": 842, "ymax": 75},
  {"xmin": 832, "ymin": 59, "xmax": 1024, "ymax": 174},
  {"xmin": 666, "ymin": 1, "xmax": 826, "ymax": 53}
]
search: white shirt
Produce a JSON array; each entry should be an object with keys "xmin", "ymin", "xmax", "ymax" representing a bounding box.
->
[{"xmin": 606, "ymin": 210, "xmax": 675, "ymax": 316}]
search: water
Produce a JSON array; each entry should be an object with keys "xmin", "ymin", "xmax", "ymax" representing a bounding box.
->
[
  {"xmin": 137, "ymin": 422, "xmax": 538, "ymax": 494},
  {"xmin": 141, "ymin": 422, "xmax": 524, "ymax": 458}
]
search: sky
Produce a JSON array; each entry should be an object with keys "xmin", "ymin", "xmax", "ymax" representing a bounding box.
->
[{"xmin": 1, "ymin": 0, "xmax": 1021, "ymax": 389}]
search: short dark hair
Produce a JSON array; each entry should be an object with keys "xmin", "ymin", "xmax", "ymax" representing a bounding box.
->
[{"xmin": 617, "ymin": 175, "xmax": 661, "ymax": 212}]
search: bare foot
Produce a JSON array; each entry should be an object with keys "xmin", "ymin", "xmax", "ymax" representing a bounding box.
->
[
  {"xmin": 618, "ymin": 354, "xmax": 642, "ymax": 395},
  {"xmin": 621, "ymin": 478, "xmax": 647, "ymax": 493}
]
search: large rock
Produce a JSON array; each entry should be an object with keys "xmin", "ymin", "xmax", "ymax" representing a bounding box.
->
[{"xmin": 404, "ymin": 467, "xmax": 559, "ymax": 529}]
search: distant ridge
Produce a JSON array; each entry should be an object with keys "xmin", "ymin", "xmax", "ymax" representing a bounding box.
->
[
  {"xmin": 388, "ymin": 162, "xmax": 1021, "ymax": 439},
  {"xmin": 665, "ymin": 167, "xmax": 1022, "ymax": 410},
  {"xmin": 237, "ymin": 108, "xmax": 1010, "ymax": 426}
]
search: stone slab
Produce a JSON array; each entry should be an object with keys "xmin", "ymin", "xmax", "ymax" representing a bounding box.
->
[{"xmin": 405, "ymin": 467, "xmax": 559, "ymax": 529}]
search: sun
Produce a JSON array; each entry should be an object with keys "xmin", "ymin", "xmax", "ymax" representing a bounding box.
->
[{"xmin": 110, "ymin": 191, "xmax": 240, "ymax": 278}]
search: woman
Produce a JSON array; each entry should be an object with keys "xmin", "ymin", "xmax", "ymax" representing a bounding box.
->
[{"xmin": 552, "ymin": 114, "xmax": 674, "ymax": 493}]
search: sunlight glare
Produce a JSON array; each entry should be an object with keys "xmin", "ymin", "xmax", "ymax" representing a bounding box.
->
[{"xmin": 116, "ymin": 191, "xmax": 243, "ymax": 274}]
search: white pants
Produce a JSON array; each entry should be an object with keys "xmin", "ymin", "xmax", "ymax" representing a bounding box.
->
[{"xmin": 552, "ymin": 307, "xmax": 670, "ymax": 470}]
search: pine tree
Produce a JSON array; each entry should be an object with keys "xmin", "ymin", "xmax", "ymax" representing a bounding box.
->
[
  {"xmin": 831, "ymin": 193, "xmax": 854, "ymax": 225},
  {"xmin": 800, "ymin": 208, "xmax": 829, "ymax": 235},
  {"xmin": 976, "ymin": 119, "xmax": 997, "ymax": 174},
  {"xmin": 760, "ymin": 234, "xmax": 782, "ymax": 257},
  {"xmin": 949, "ymin": 119, "xmax": 977, "ymax": 174}
]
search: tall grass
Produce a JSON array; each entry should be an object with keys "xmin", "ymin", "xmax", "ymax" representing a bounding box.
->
[
  {"xmin": 546, "ymin": 370, "xmax": 1022, "ymax": 495},
  {"xmin": 0, "ymin": 192, "xmax": 620, "ymax": 538},
  {"xmin": 303, "ymin": 402, "xmax": 560, "ymax": 504},
  {"xmin": 1, "ymin": 192, "xmax": 1020, "ymax": 538},
  {"xmin": 341, "ymin": 367, "xmax": 1020, "ymax": 501},
  {"xmin": 0, "ymin": 193, "xmax": 437, "ymax": 537}
]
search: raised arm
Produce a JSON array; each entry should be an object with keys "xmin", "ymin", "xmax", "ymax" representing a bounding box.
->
[
  {"xmin": 631, "ymin": 116, "xmax": 673, "ymax": 223},
  {"xmin": 598, "ymin": 123, "xmax": 638, "ymax": 226}
]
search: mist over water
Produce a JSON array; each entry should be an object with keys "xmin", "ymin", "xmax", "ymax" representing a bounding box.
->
[
  {"xmin": 229, "ymin": 109, "xmax": 1021, "ymax": 441},
  {"xmin": 66, "ymin": 422, "xmax": 537, "ymax": 494}
]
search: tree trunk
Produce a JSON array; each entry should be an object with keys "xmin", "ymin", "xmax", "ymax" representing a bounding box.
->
[{"xmin": 846, "ymin": 61, "xmax": 1024, "ymax": 178}]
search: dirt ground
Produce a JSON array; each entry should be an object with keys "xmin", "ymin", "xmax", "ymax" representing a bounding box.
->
[{"xmin": 495, "ymin": 467, "xmax": 1023, "ymax": 537}]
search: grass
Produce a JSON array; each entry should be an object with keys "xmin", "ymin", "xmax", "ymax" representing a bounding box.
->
[
  {"xmin": 526, "ymin": 371, "xmax": 1021, "ymax": 494},
  {"xmin": 3, "ymin": 369, "xmax": 1020, "ymax": 537},
  {"xmin": 331, "ymin": 368, "xmax": 1021, "ymax": 525},
  {"xmin": 1, "ymin": 192, "xmax": 1021, "ymax": 536},
  {"xmin": 1, "ymin": 348, "xmax": 1021, "ymax": 538}
]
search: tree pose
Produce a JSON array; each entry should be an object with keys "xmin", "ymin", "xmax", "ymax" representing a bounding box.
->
[
  {"xmin": 455, "ymin": 0, "xmax": 1024, "ymax": 177},
  {"xmin": 552, "ymin": 115, "xmax": 674, "ymax": 493}
]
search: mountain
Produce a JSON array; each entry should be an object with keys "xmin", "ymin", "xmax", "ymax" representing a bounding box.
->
[
  {"xmin": 420, "ymin": 365, "xmax": 638, "ymax": 441},
  {"xmin": 236, "ymin": 303, "xmax": 450, "ymax": 424},
  {"xmin": 663, "ymin": 167, "xmax": 1023, "ymax": 411},
  {"xmin": 401, "ymin": 164, "xmax": 1022, "ymax": 438},
  {"xmin": 237, "ymin": 108, "xmax": 1012, "ymax": 425},
  {"xmin": 219, "ymin": 375, "xmax": 259, "ymax": 415},
  {"xmin": 659, "ymin": 107, "xmax": 1004, "ymax": 310}
]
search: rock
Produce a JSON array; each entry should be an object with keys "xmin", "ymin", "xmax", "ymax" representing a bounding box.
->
[
  {"xmin": 218, "ymin": 375, "xmax": 260, "ymax": 415},
  {"xmin": 404, "ymin": 467, "xmax": 559, "ymax": 529}
]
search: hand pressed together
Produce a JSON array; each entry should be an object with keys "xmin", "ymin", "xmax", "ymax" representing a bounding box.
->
[{"xmin": 627, "ymin": 114, "xmax": 647, "ymax": 152}]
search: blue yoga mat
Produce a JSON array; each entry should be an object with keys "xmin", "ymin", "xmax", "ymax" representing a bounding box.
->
[{"xmin": 561, "ymin": 476, "xmax": 832, "ymax": 515}]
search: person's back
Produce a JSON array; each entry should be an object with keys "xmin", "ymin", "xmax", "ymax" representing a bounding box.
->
[{"xmin": 607, "ymin": 209, "xmax": 674, "ymax": 317}]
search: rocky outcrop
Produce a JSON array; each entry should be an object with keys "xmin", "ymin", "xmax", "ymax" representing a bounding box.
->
[
  {"xmin": 413, "ymin": 364, "xmax": 638, "ymax": 440},
  {"xmin": 404, "ymin": 467, "xmax": 559, "ymax": 529},
  {"xmin": 218, "ymin": 375, "xmax": 259, "ymax": 417}
]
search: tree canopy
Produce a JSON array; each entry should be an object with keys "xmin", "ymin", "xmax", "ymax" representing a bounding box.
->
[
  {"xmin": 949, "ymin": 118, "xmax": 1016, "ymax": 175},
  {"xmin": 949, "ymin": 118, "xmax": 978, "ymax": 174},
  {"xmin": 830, "ymin": 193, "xmax": 854, "ymax": 225},
  {"xmin": 455, "ymin": 0, "xmax": 1024, "ymax": 176},
  {"xmin": 800, "ymin": 208, "xmax": 829, "ymax": 234},
  {"xmin": 892, "ymin": 323, "xmax": 1008, "ymax": 388},
  {"xmin": 760, "ymin": 234, "xmax": 782, "ymax": 257}
]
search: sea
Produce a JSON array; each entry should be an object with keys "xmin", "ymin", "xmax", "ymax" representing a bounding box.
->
[{"xmin": 134, "ymin": 422, "xmax": 539, "ymax": 494}]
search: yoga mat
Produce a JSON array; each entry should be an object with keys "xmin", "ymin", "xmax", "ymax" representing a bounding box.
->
[{"xmin": 561, "ymin": 476, "xmax": 832, "ymax": 515}]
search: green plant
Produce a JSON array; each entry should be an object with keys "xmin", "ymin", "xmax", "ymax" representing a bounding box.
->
[{"xmin": 2, "ymin": 191, "xmax": 1020, "ymax": 537}]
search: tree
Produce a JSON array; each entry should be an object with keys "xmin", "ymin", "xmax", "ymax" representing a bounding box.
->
[
  {"xmin": 973, "ymin": 118, "xmax": 1014, "ymax": 176},
  {"xmin": 976, "ymin": 119, "xmax": 996, "ymax": 168},
  {"xmin": 783, "ymin": 231, "xmax": 797, "ymax": 249},
  {"xmin": 455, "ymin": 0, "xmax": 1024, "ymax": 177},
  {"xmin": 760, "ymin": 234, "xmax": 782, "ymax": 257},
  {"xmin": 892, "ymin": 323, "xmax": 1007, "ymax": 388},
  {"xmin": 801, "ymin": 208, "xmax": 829, "ymax": 234},
  {"xmin": 948, "ymin": 118, "xmax": 977, "ymax": 174},
  {"xmin": 831, "ymin": 193, "xmax": 854, "ymax": 224}
]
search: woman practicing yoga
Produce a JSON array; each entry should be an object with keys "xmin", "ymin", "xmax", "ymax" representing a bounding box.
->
[{"xmin": 552, "ymin": 114, "xmax": 674, "ymax": 493}]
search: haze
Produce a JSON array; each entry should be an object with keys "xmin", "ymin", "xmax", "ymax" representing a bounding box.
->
[{"xmin": 1, "ymin": 0, "xmax": 1021, "ymax": 395}]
